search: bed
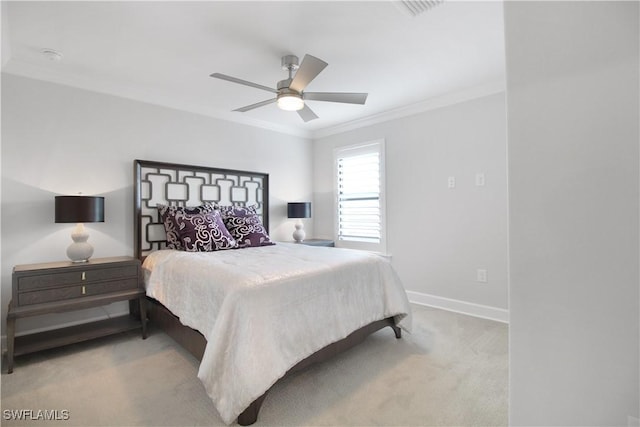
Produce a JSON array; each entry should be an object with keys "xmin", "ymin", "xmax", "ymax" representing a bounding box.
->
[{"xmin": 133, "ymin": 159, "xmax": 412, "ymax": 425}]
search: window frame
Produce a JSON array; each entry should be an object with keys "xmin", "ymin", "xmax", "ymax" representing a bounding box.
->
[{"xmin": 333, "ymin": 139, "xmax": 387, "ymax": 254}]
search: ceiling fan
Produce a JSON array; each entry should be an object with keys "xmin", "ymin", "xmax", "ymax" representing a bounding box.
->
[{"xmin": 210, "ymin": 54, "xmax": 368, "ymax": 122}]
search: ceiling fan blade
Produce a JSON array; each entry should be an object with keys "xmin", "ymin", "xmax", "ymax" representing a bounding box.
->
[
  {"xmin": 303, "ymin": 92, "xmax": 368, "ymax": 105},
  {"xmin": 289, "ymin": 55, "xmax": 328, "ymax": 93},
  {"xmin": 210, "ymin": 73, "xmax": 278, "ymax": 94},
  {"xmin": 233, "ymin": 98, "xmax": 276, "ymax": 112},
  {"xmin": 297, "ymin": 104, "xmax": 319, "ymax": 122}
]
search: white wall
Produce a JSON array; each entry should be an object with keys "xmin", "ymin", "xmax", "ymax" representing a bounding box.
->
[
  {"xmin": 313, "ymin": 93, "xmax": 508, "ymax": 318},
  {"xmin": 1, "ymin": 73, "xmax": 313, "ymax": 337},
  {"xmin": 1, "ymin": 1, "xmax": 10, "ymax": 69},
  {"xmin": 505, "ymin": 1, "xmax": 639, "ymax": 425}
]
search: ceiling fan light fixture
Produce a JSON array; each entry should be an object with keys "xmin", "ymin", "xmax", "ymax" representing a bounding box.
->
[{"xmin": 277, "ymin": 92, "xmax": 304, "ymax": 111}]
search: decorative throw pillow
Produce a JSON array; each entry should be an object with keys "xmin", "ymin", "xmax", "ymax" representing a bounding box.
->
[
  {"xmin": 174, "ymin": 210, "xmax": 237, "ymax": 252},
  {"xmin": 219, "ymin": 205, "xmax": 274, "ymax": 248},
  {"xmin": 218, "ymin": 204, "xmax": 258, "ymax": 219},
  {"xmin": 157, "ymin": 203, "xmax": 217, "ymax": 250}
]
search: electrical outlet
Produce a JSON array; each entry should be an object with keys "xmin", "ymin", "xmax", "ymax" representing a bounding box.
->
[
  {"xmin": 476, "ymin": 269, "xmax": 487, "ymax": 283},
  {"xmin": 448, "ymin": 176, "xmax": 456, "ymax": 188}
]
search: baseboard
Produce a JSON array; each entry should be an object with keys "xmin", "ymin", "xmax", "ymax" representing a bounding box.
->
[
  {"xmin": 1, "ymin": 293, "xmax": 509, "ymax": 352},
  {"xmin": 407, "ymin": 290, "xmax": 509, "ymax": 323}
]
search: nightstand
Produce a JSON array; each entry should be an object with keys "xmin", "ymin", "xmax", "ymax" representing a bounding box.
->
[
  {"xmin": 299, "ymin": 239, "xmax": 335, "ymax": 247},
  {"xmin": 6, "ymin": 256, "xmax": 147, "ymax": 373}
]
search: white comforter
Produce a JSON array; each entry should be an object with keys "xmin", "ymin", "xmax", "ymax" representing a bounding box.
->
[{"xmin": 142, "ymin": 243, "xmax": 412, "ymax": 424}]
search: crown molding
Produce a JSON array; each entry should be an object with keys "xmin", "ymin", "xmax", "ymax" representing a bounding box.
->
[
  {"xmin": 2, "ymin": 59, "xmax": 314, "ymax": 139},
  {"xmin": 311, "ymin": 81, "xmax": 506, "ymax": 140},
  {"xmin": 4, "ymin": 57, "xmax": 504, "ymax": 142}
]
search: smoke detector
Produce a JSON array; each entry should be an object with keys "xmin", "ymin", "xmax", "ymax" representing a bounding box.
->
[{"xmin": 41, "ymin": 49, "xmax": 63, "ymax": 62}]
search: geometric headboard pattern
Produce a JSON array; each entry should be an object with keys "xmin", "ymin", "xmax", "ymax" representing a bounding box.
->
[{"xmin": 133, "ymin": 159, "xmax": 269, "ymax": 260}]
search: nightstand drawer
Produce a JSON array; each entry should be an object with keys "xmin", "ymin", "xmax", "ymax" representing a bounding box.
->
[
  {"xmin": 18, "ymin": 278, "xmax": 139, "ymax": 306},
  {"xmin": 17, "ymin": 265, "xmax": 138, "ymax": 291}
]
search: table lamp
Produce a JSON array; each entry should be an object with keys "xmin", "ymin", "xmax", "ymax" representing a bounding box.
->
[
  {"xmin": 287, "ymin": 202, "xmax": 311, "ymax": 243},
  {"xmin": 55, "ymin": 195, "xmax": 104, "ymax": 262}
]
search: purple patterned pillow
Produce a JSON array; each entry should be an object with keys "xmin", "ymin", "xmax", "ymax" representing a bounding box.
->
[
  {"xmin": 157, "ymin": 203, "xmax": 217, "ymax": 250},
  {"xmin": 174, "ymin": 210, "xmax": 237, "ymax": 252},
  {"xmin": 219, "ymin": 205, "xmax": 274, "ymax": 248},
  {"xmin": 218, "ymin": 204, "xmax": 258, "ymax": 219}
]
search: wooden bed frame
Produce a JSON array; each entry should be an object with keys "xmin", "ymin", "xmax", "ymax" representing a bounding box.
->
[{"xmin": 133, "ymin": 159, "xmax": 401, "ymax": 425}]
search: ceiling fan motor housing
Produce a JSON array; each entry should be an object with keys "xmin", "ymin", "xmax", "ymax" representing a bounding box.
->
[{"xmin": 277, "ymin": 78, "xmax": 295, "ymax": 91}]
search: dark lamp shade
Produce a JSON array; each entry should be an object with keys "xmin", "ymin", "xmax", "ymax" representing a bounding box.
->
[
  {"xmin": 287, "ymin": 202, "xmax": 311, "ymax": 219},
  {"xmin": 55, "ymin": 196, "xmax": 105, "ymax": 223}
]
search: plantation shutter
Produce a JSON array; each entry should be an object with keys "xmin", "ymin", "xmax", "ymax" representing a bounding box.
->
[{"xmin": 337, "ymin": 147, "xmax": 381, "ymax": 243}]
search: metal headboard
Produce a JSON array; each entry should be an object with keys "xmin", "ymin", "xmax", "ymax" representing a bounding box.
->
[{"xmin": 133, "ymin": 159, "xmax": 269, "ymax": 260}]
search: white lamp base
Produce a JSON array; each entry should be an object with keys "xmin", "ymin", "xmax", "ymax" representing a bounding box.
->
[
  {"xmin": 292, "ymin": 222, "xmax": 306, "ymax": 243},
  {"xmin": 66, "ymin": 223, "xmax": 94, "ymax": 263}
]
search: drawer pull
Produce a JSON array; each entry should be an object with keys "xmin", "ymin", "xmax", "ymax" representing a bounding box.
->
[
  {"xmin": 81, "ymin": 272, "xmax": 86, "ymax": 281},
  {"xmin": 82, "ymin": 286, "xmax": 86, "ymax": 295}
]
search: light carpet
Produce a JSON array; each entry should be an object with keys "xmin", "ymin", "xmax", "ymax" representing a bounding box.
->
[{"xmin": 1, "ymin": 304, "xmax": 508, "ymax": 426}]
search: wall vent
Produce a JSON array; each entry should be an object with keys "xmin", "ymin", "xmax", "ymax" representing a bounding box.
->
[{"xmin": 395, "ymin": 0, "xmax": 444, "ymax": 17}]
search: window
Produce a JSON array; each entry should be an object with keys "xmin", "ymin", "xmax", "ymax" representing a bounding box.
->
[{"xmin": 334, "ymin": 140, "xmax": 386, "ymax": 253}]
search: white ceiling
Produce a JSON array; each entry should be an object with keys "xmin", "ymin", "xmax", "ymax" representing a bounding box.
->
[{"xmin": 1, "ymin": 1, "xmax": 505, "ymax": 138}]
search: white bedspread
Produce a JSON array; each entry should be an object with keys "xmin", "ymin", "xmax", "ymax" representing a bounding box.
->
[{"xmin": 142, "ymin": 243, "xmax": 412, "ymax": 424}]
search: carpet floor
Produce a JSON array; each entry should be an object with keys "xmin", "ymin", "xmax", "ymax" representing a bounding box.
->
[{"xmin": 1, "ymin": 304, "xmax": 508, "ymax": 426}]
